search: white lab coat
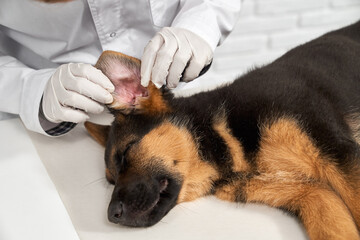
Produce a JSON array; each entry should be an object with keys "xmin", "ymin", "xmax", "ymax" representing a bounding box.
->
[{"xmin": 0, "ymin": 0, "xmax": 241, "ymax": 135}]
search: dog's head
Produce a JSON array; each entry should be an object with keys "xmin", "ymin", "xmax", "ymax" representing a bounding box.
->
[{"xmin": 85, "ymin": 51, "xmax": 218, "ymax": 227}]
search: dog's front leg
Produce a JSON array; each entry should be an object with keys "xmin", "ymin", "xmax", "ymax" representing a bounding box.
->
[{"xmin": 244, "ymin": 179, "xmax": 359, "ymax": 240}]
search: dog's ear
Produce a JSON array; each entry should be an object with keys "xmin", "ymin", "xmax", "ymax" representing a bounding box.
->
[
  {"xmin": 84, "ymin": 122, "xmax": 110, "ymax": 147},
  {"xmin": 95, "ymin": 51, "xmax": 171, "ymax": 116},
  {"xmin": 95, "ymin": 51, "xmax": 147, "ymax": 113}
]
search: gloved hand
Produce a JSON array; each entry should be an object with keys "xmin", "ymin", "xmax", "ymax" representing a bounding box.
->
[
  {"xmin": 141, "ymin": 27, "xmax": 213, "ymax": 89},
  {"xmin": 42, "ymin": 63, "xmax": 115, "ymax": 123}
]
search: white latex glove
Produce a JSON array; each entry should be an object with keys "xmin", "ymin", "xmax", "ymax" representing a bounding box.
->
[
  {"xmin": 42, "ymin": 63, "xmax": 115, "ymax": 123},
  {"xmin": 141, "ymin": 27, "xmax": 213, "ymax": 89}
]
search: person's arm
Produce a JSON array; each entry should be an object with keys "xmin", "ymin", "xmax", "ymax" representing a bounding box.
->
[
  {"xmin": 141, "ymin": 0, "xmax": 241, "ymax": 89},
  {"xmin": 0, "ymin": 52, "xmax": 59, "ymax": 135},
  {"xmin": 0, "ymin": 52, "xmax": 114, "ymax": 136},
  {"xmin": 173, "ymin": 0, "xmax": 242, "ymax": 52}
]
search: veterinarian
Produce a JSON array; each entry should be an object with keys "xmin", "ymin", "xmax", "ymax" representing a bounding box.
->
[{"xmin": 0, "ymin": 0, "xmax": 241, "ymax": 136}]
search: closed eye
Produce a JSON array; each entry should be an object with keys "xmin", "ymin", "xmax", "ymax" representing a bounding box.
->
[{"xmin": 115, "ymin": 141, "xmax": 137, "ymax": 173}]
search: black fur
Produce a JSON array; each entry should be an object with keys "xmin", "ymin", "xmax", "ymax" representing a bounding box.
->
[{"xmin": 167, "ymin": 20, "xmax": 360, "ymax": 173}]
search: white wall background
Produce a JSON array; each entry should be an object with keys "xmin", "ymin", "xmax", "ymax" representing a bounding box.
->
[{"xmin": 205, "ymin": 0, "xmax": 360, "ymax": 84}]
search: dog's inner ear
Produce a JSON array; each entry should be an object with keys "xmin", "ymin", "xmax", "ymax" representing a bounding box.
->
[
  {"xmin": 84, "ymin": 122, "xmax": 110, "ymax": 147},
  {"xmin": 95, "ymin": 51, "xmax": 148, "ymax": 111},
  {"xmin": 95, "ymin": 50, "xmax": 171, "ymax": 115}
]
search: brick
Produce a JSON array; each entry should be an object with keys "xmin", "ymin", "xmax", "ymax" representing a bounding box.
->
[
  {"xmin": 234, "ymin": 15, "xmax": 298, "ymax": 34},
  {"xmin": 331, "ymin": 0, "xmax": 360, "ymax": 7},
  {"xmin": 239, "ymin": 0, "xmax": 255, "ymax": 17},
  {"xmin": 270, "ymin": 28, "xmax": 330, "ymax": 49},
  {"xmin": 256, "ymin": 0, "xmax": 329, "ymax": 14},
  {"xmin": 215, "ymin": 35, "xmax": 268, "ymax": 54},
  {"xmin": 203, "ymin": 0, "xmax": 360, "ymax": 83},
  {"xmin": 173, "ymin": 72, "xmax": 237, "ymax": 98},
  {"xmin": 300, "ymin": 7, "xmax": 360, "ymax": 27},
  {"xmin": 213, "ymin": 50, "xmax": 286, "ymax": 72}
]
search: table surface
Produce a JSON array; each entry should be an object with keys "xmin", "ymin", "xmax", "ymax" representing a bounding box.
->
[{"xmin": 0, "ymin": 119, "xmax": 79, "ymax": 240}]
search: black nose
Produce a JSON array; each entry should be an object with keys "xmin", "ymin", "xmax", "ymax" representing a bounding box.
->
[{"xmin": 108, "ymin": 201, "xmax": 123, "ymax": 224}]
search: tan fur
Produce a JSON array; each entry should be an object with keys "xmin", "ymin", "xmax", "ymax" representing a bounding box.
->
[
  {"xmin": 257, "ymin": 118, "xmax": 323, "ymax": 177},
  {"xmin": 84, "ymin": 122, "xmax": 109, "ymax": 147},
  {"xmin": 215, "ymin": 184, "xmax": 237, "ymax": 202},
  {"xmin": 213, "ymin": 115, "xmax": 250, "ymax": 172},
  {"xmin": 257, "ymin": 118, "xmax": 360, "ymax": 229},
  {"xmin": 215, "ymin": 177, "xmax": 247, "ymax": 202},
  {"xmin": 135, "ymin": 121, "xmax": 219, "ymax": 202},
  {"xmin": 138, "ymin": 83, "xmax": 172, "ymax": 116},
  {"xmin": 246, "ymin": 179, "xmax": 359, "ymax": 240}
]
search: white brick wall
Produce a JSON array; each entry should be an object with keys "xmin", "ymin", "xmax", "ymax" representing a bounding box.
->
[{"xmin": 207, "ymin": 0, "xmax": 360, "ymax": 82}]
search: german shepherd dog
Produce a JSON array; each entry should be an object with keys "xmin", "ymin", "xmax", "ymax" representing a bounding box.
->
[{"xmin": 85, "ymin": 21, "xmax": 360, "ymax": 239}]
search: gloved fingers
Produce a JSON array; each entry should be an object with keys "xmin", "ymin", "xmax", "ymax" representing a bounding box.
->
[
  {"xmin": 150, "ymin": 28, "xmax": 179, "ymax": 88},
  {"xmin": 60, "ymin": 91, "xmax": 104, "ymax": 114},
  {"xmin": 180, "ymin": 28, "xmax": 213, "ymax": 82},
  {"xmin": 58, "ymin": 106, "xmax": 90, "ymax": 123},
  {"xmin": 62, "ymin": 76, "xmax": 113, "ymax": 104},
  {"xmin": 182, "ymin": 56, "xmax": 204, "ymax": 82},
  {"xmin": 182, "ymin": 46, "xmax": 213, "ymax": 82},
  {"xmin": 69, "ymin": 63, "xmax": 115, "ymax": 92},
  {"xmin": 166, "ymin": 47, "xmax": 192, "ymax": 89},
  {"xmin": 141, "ymin": 33, "xmax": 164, "ymax": 87}
]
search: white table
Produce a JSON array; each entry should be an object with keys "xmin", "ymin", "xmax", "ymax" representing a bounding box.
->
[{"xmin": 0, "ymin": 119, "xmax": 79, "ymax": 240}]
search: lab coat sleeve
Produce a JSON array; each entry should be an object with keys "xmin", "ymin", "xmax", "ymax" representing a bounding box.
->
[
  {"xmin": 0, "ymin": 51, "xmax": 57, "ymax": 135},
  {"xmin": 171, "ymin": 0, "xmax": 242, "ymax": 51}
]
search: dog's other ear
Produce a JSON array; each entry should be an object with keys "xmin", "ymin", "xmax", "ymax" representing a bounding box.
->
[
  {"xmin": 84, "ymin": 122, "xmax": 110, "ymax": 147},
  {"xmin": 95, "ymin": 51, "xmax": 172, "ymax": 116}
]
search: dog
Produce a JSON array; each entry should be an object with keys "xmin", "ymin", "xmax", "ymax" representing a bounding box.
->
[{"xmin": 85, "ymin": 21, "xmax": 360, "ymax": 239}]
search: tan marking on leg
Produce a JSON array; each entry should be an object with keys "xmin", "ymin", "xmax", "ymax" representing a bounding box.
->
[
  {"xmin": 213, "ymin": 116, "xmax": 250, "ymax": 172},
  {"xmin": 246, "ymin": 178, "xmax": 359, "ymax": 240},
  {"xmin": 257, "ymin": 117, "xmax": 360, "ymax": 229},
  {"xmin": 136, "ymin": 121, "xmax": 219, "ymax": 203},
  {"xmin": 345, "ymin": 169, "xmax": 360, "ymax": 229},
  {"xmin": 214, "ymin": 177, "xmax": 248, "ymax": 202},
  {"xmin": 215, "ymin": 184, "xmax": 237, "ymax": 202},
  {"xmin": 257, "ymin": 118, "xmax": 323, "ymax": 176}
]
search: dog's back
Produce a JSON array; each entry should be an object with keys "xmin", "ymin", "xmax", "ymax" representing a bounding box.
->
[{"xmin": 172, "ymin": 20, "xmax": 360, "ymax": 166}]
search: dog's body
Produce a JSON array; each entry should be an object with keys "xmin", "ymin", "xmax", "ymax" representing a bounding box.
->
[{"xmin": 86, "ymin": 21, "xmax": 360, "ymax": 239}]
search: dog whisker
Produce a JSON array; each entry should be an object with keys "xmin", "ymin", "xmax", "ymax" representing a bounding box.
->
[{"xmin": 82, "ymin": 177, "xmax": 107, "ymax": 188}]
